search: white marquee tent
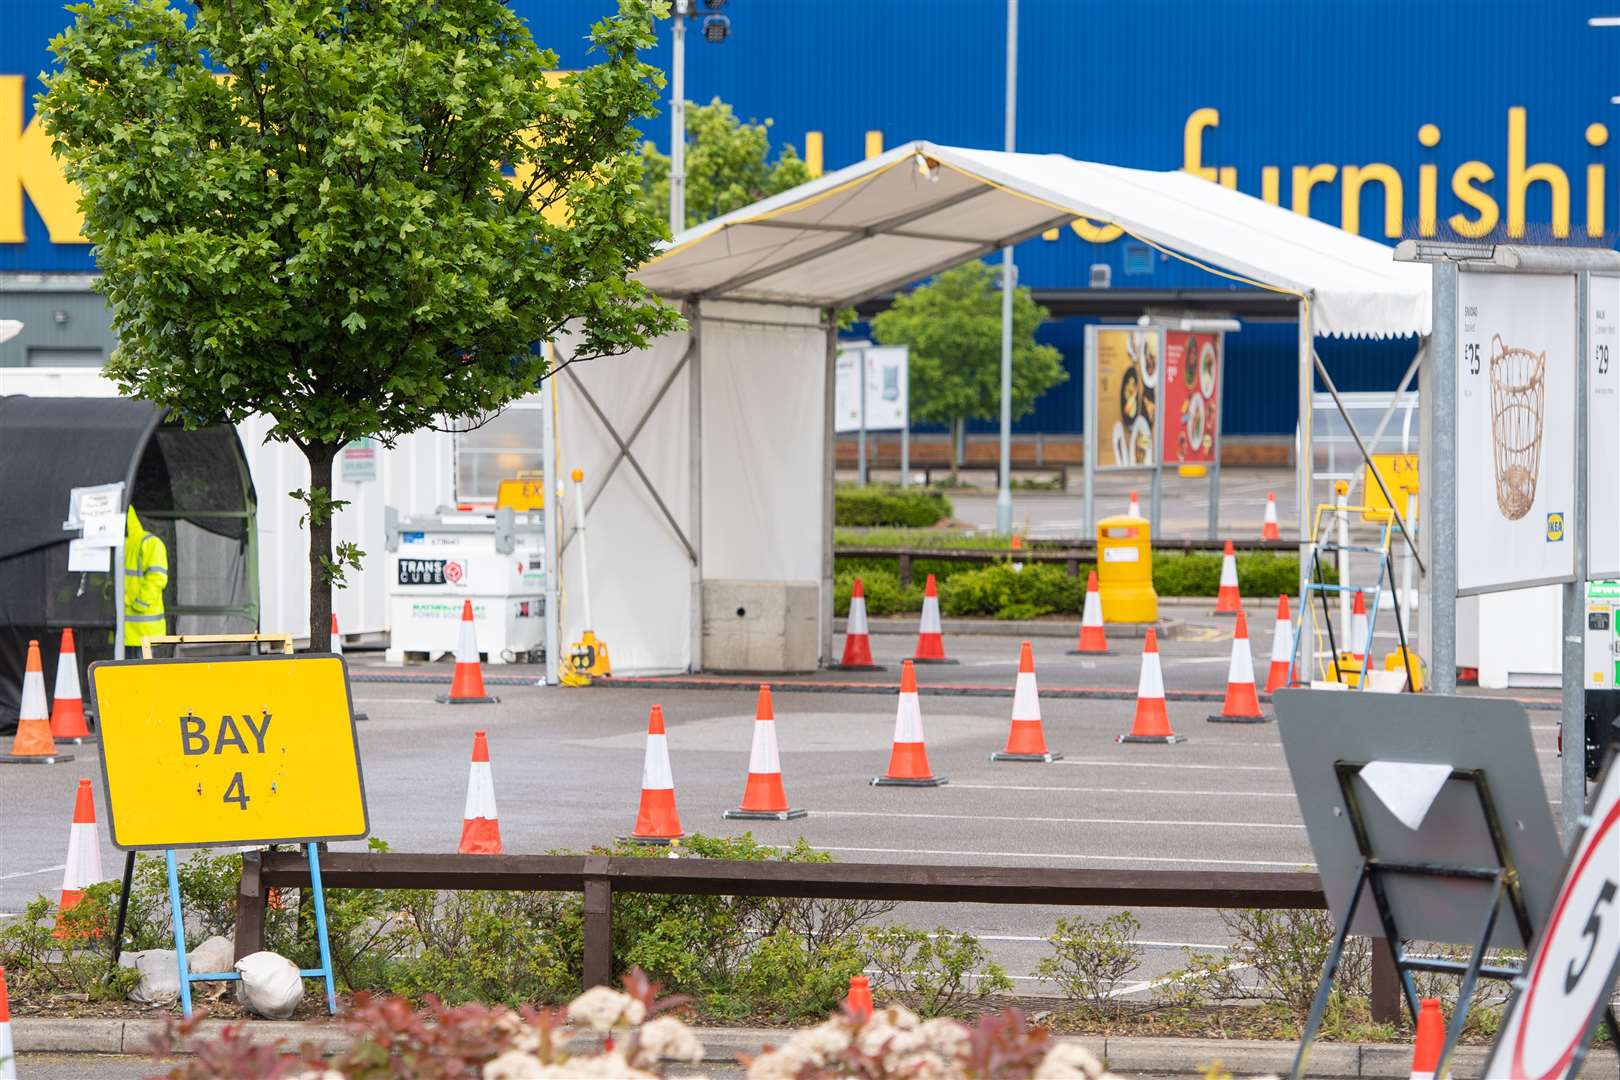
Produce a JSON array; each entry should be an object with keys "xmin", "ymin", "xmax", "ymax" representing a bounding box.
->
[{"xmin": 556, "ymin": 140, "xmax": 1432, "ymax": 674}]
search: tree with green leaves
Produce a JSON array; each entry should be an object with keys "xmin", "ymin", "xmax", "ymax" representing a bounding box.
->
[
  {"xmin": 870, "ymin": 261, "xmax": 1068, "ymax": 481},
  {"xmin": 40, "ymin": 0, "xmax": 680, "ymax": 649},
  {"xmin": 639, "ymin": 98, "xmax": 812, "ymax": 230}
]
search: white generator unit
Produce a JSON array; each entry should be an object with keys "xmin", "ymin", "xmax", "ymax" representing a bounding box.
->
[{"xmin": 383, "ymin": 506, "xmax": 545, "ymax": 665}]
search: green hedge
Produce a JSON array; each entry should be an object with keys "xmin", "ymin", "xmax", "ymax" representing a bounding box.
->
[
  {"xmin": 834, "ymin": 486, "xmax": 953, "ymax": 527},
  {"xmin": 938, "ymin": 564, "xmax": 1085, "ymax": 618},
  {"xmin": 833, "ymin": 570, "xmax": 922, "ymax": 616},
  {"xmin": 832, "ymin": 551, "xmax": 1327, "ymax": 619}
]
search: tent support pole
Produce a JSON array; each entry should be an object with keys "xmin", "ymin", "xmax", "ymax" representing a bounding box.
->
[
  {"xmin": 688, "ymin": 304, "xmax": 704, "ymax": 673},
  {"xmin": 822, "ymin": 310, "xmax": 837, "ymax": 668},
  {"xmin": 1428, "ymin": 261, "xmax": 1459, "ymax": 695},
  {"xmin": 1297, "ymin": 298, "xmax": 1313, "ymax": 602}
]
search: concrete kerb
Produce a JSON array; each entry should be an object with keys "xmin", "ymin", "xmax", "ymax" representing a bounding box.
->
[{"xmin": 19, "ymin": 1018, "xmax": 1609, "ymax": 1077}]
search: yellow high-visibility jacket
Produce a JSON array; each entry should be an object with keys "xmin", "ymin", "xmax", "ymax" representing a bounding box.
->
[{"xmin": 124, "ymin": 507, "xmax": 169, "ymax": 646}]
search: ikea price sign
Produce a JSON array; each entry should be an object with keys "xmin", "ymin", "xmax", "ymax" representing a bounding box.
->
[{"xmin": 90, "ymin": 655, "xmax": 368, "ymax": 850}]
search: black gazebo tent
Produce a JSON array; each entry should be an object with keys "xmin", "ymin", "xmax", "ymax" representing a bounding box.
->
[{"xmin": 0, "ymin": 396, "xmax": 258, "ymax": 729}]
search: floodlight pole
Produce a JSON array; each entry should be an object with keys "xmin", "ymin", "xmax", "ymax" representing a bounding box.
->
[
  {"xmin": 995, "ymin": 0, "xmax": 1017, "ymax": 536},
  {"xmin": 669, "ymin": 3, "xmax": 687, "ymax": 236}
]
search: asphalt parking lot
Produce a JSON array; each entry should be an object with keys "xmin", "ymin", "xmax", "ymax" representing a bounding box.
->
[{"xmin": 0, "ymin": 626, "xmax": 1565, "ymax": 998}]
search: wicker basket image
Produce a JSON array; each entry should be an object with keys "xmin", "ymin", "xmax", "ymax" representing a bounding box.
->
[{"xmin": 1488, "ymin": 333, "xmax": 1546, "ymax": 521}]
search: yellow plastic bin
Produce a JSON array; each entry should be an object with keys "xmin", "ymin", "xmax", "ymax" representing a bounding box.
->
[{"xmin": 1096, "ymin": 515, "xmax": 1157, "ymax": 622}]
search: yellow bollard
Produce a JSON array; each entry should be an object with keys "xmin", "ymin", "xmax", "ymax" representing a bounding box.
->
[{"xmin": 1096, "ymin": 515, "xmax": 1157, "ymax": 623}]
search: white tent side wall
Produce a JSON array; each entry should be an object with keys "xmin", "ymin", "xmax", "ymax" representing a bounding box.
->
[
  {"xmin": 553, "ymin": 300, "xmax": 828, "ymax": 675},
  {"xmin": 555, "ymin": 323, "xmax": 695, "ymax": 674}
]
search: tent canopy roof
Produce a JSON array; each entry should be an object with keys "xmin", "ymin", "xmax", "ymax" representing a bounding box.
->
[{"xmin": 637, "ymin": 141, "xmax": 1432, "ymax": 340}]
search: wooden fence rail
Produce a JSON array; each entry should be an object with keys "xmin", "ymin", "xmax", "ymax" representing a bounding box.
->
[{"xmin": 234, "ymin": 851, "xmax": 1406, "ymax": 1019}]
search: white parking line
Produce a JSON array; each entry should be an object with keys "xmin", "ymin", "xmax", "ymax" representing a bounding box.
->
[
  {"xmin": 815, "ymin": 810, "xmax": 1303, "ymax": 830},
  {"xmin": 0, "ymin": 863, "xmax": 66, "ymax": 881},
  {"xmin": 975, "ymin": 934, "xmax": 1229, "ymax": 950},
  {"xmin": 1056, "ymin": 759, "xmax": 1287, "ymax": 772},
  {"xmin": 951, "ymin": 783, "xmax": 1295, "ymax": 798},
  {"xmin": 788, "ymin": 845, "xmax": 1313, "ymax": 869}
]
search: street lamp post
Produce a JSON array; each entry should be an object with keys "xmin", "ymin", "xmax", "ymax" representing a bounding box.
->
[
  {"xmin": 668, "ymin": 1, "xmax": 731, "ymax": 237},
  {"xmin": 995, "ymin": 0, "xmax": 1018, "ymax": 536},
  {"xmin": 670, "ymin": 3, "xmax": 687, "ymax": 235}
]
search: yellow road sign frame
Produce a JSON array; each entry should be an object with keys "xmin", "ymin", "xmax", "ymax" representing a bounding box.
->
[{"xmin": 89, "ymin": 654, "xmax": 369, "ymax": 851}]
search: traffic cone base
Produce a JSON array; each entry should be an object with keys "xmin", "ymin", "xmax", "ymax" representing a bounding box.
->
[
  {"xmin": 910, "ymin": 656, "xmax": 959, "ymax": 665},
  {"xmin": 1118, "ymin": 733, "xmax": 1187, "ymax": 744},
  {"xmin": 1206, "ymin": 712, "xmax": 1268, "ymax": 724},
  {"xmin": 3, "ymin": 640, "xmax": 74, "ymax": 764},
  {"xmin": 0, "ymin": 749, "xmax": 74, "ymax": 764},
  {"xmin": 872, "ymin": 772, "xmax": 949, "ymax": 787}
]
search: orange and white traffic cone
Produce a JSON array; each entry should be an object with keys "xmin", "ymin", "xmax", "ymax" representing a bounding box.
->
[
  {"xmin": 1068, "ymin": 570, "xmax": 1112, "ymax": 655},
  {"xmin": 458, "ymin": 730, "xmax": 502, "ymax": 855},
  {"xmin": 1265, "ymin": 595, "xmax": 1296, "ymax": 694},
  {"xmin": 1410, "ymin": 997, "xmax": 1445, "ymax": 1080},
  {"xmin": 912, "ymin": 575, "xmax": 956, "ymax": 664},
  {"xmin": 54, "ymin": 779, "xmax": 103, "ymax": 937},
  {"xmin": 836, "ymin": 578, "xmax": 882, "ymax": 671},
  {"xmin": 873, "ymin": 660, "xmax": 946, "ymax": 786},
  {"xmin": 49, "ymin": 629, "xmax": 91, "ymax": 743},
  {"xmin": 1128, "ymin": 490, "xmax": 1142, "ymax": 519},
  {"xmin": 1208, "ymin": 612, "xmax": 1267, "ymax": 723},
  {"xmin": 724, "ymin": 685, "xmax": 806, "ymax": 820},
  {"xmin": 436, "ymin": 600, "xmax": 498, "ymax": 704},
  {"xmin": 2, "ymin": 640, "xmax": 72, "ymax": 765},
  {"xmin": 991, "ymin": 641, "xmax": 1061, "ymax": 762},
  {"xmin": 631, "ymin": 705, "xmax": 684, "ymax": 843},
  {"xmin": 1118, "ymin": 631, "xmax": 1185, "ymax": 744},
  {"xmin": 1347, "ymin": 590, "xmax": 1370, "ymax": 662},
  {"xmin": 1213, "ymin": 540, "xmax": 1242, "ymax": 615},
  {"xmin": 1261, "ymin": 491, "xmax": 1281, "ymax": 541},
  {"xmin": 0, "ymin": 965, "xmax": 13, "ymax": 1080},
  {"xmin": 331, "ymin": 614, "xmax": 369, "ymax": 721}
]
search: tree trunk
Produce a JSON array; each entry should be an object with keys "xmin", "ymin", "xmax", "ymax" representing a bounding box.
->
[
  {"xmin": 951, "ymin": 417, "xmax": 965, "ymax": 485},
  {"xmin": 301, "ymin": 441, "xmax": 340, "ymax": 653}
]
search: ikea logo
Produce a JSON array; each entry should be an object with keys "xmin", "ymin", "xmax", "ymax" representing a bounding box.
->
[{"xmin": 1547, "ymin": 512, "xmax": 1565, "ymax": 542}]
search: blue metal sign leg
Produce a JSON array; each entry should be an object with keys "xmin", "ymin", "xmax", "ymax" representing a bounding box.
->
[
  {"xmin": 302, "ymin": 843, "xmax": 338, "ymax": 1014},
  {"xmin": 166, "ymin": 849, "xmax": 193, "ymax": 1019}
]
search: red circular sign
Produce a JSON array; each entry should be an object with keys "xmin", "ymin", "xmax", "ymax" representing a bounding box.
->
[{"xmin": 1511, "ymin": 797, "xmax": 1620, "ymax": 1078}]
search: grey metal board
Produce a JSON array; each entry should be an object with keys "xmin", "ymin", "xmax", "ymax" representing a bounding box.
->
[{"xmin": 1274, "ymin": 688, "xmax": 1560, "ymax": 948}]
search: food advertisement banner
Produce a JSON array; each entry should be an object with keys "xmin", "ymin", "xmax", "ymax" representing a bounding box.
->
[
  {"xmin": 1455, "ymin": 270, "xmax": 1576, "ymax": 594},
  {"xmin": 1161, "ymin": 331, "xmax": 1221, "ymax": 465},
  {"xmin": 1093, "ymin": 327, "xmax": 1161, "ymax": 469}
]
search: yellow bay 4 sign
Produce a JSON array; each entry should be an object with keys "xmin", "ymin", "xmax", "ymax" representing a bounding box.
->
[{"xmin": 89, "ymin": 655, "xmax": 368, "ymax": 850}]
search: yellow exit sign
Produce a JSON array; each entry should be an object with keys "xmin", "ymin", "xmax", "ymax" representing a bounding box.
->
[
  {"xmin": 1363, "ymin": 453, "xmax": 1420, "ymax": 522},
  {"xmin": 90, "ymin": 655, "xmax": 368, "ymax": 850}
]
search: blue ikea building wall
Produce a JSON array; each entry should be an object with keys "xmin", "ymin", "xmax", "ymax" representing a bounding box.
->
[{"xmin": 3, "ymin": 0, "xmax": 1610, "ymax": 432}]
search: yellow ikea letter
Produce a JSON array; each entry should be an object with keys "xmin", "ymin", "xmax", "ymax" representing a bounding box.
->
[{"xmin": 0, "ymin": 75, "xmax": 88, "ymax": 244}]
